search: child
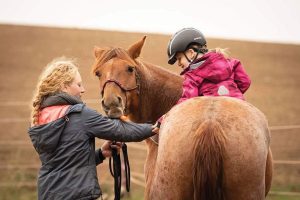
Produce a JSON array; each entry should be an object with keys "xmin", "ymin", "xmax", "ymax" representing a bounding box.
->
[{"xmin": 153, "ymin": 27, "xmax": 251, "ymax": 132}]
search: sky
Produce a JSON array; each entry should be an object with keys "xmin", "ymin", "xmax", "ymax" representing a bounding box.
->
[{"xmin": 0, "ymin": 0, "xmax": 300, "ymax": 44}]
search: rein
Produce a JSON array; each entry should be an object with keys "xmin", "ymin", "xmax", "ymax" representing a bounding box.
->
[
  {"xmin": 150, "ymin": 134, "xmax": 159, "ymax": 145},
  {"xmin": 109, "ymin": 143, "xmax": 131, "ymax": 200}
]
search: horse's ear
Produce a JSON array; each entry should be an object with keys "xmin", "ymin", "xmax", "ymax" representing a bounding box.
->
[
  {"xmin": 94, "ymin": 46, "xmax": 105, "ymax": 58},
  {"xmin": 127, "ymin": 36, "xmax": 146, "ymax": 59}
]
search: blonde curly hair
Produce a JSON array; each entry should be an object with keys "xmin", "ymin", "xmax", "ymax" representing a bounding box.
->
[{"xmin": 31, "ymin": 57, "xmax": 79, "ymax": 126}]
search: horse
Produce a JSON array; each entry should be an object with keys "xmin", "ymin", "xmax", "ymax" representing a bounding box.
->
[{"xmin": 91, "ymin": 36, "xmax": 273, "ymax": 200}]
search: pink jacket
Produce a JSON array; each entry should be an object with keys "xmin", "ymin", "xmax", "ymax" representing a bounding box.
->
[
  {"xmin": 178, "ymin": 51, "xmax": 251, "ymax": 103},
  {"xmin": 157, "ymin": 52, "xmax": 251, "ymax": 124}
]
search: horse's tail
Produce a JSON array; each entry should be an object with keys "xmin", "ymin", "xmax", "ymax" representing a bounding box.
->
[{"xmin": 192, "ymin": 119, "xmax": 226, "ymax": 200}]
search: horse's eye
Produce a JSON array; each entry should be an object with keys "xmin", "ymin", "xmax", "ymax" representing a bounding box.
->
[
  {"xmin": 127, "ymin": 66, "xmax": 134, "ymax": 73},
  {"xmin": 95, "ymin": 71, "xmax": 102, "ymax": 77}
]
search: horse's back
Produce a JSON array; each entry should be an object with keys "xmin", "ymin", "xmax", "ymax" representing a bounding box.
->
[{"xmin": 153, "ymin": 97, "xmax": 270, "ymax": 200}]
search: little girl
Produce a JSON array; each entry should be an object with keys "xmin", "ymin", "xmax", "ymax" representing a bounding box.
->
[{"xmin": 154, "ymin": 27, "xmax": 251, "ymax": 131}]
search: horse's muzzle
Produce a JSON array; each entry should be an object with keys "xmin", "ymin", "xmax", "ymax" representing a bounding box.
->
[
  {"xmin": 107, "ymin": 108, "xmax": 124, "ymax": 118},
  {"xmin": 101, "ymin": 103, "xmax": 124, "ymax": 119}
]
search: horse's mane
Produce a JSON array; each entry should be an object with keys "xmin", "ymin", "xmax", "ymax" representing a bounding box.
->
[{"xmin": 135, "ymin": 60, "xmax": 182, "ymax": 119}]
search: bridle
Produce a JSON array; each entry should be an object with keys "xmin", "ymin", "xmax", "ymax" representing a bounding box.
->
[
  {"xmin": 101, "ymin": 75, "xmax": 159, "ymax": 146},
  {"xmin": 100, "ymin": 64, "xmax": 159, "ymax": 146},
  {"xmin": 101, "ymin": 69, "xmax": 140, "ymax": 115}
]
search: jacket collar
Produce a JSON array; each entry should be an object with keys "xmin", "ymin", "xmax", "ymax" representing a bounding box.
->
[
  {"xmin": 180, "ymin": 59, "xmax": 206, "ymax": 75},
  {"xmin": 41, "ymin": 92, "xmax": 83, "ymax": 109},
  {"xmin": 179, "ymin": 52, "xmax": 216, "ymax": 75}
]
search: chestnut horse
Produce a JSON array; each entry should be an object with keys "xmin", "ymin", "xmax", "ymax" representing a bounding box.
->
[{"xmin": 91, "ymin": 36, "xmax": 273, "ymax": 200}]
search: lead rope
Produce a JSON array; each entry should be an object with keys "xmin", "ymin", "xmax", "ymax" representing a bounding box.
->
[
  {"xmin": 122, "ymin": 143, "xmax": 131, "ymax": 192},
  {"xmin": 109, "ymin": 142, "xmax": 131, "ymax": 200}
]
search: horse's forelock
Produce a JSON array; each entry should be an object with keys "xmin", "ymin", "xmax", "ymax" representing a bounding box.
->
[{"xmin": 92, "ymin": 47, "xmax": 138, "ymax": 74}]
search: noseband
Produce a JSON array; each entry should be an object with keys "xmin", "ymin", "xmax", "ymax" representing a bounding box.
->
[
  {"xmin": 102, "ymin": 79, "xmax": 139, "ymax": 94},
  {"xmin": 101, "ymin": 70, "xmax": 140, "ymax": 115}
]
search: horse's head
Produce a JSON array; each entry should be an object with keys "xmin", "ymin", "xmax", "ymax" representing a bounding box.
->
[{"xmin": 92, "ymin": 36, "xmax": 146, "ymax": 118}]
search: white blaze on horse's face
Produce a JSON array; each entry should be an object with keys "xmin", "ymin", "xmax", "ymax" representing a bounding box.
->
[{"xmin": 97, "ymin": 58, "xmax": 139, "ymax": 118}]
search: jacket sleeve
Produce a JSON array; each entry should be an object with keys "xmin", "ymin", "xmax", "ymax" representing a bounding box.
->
[
  {"xmin": 82, "ymin": 107, "xmax": 154, "ymax": 142},
  {"xmin": 232, "ymin": 59, "xmax": 251, "ymax": 93},
  {"xmin": 95, "ymin": 148, "xmax": 106, "ymax": 165},
  {"xmin": 176, "ymin": 74, "xmax": 202, "ymax": 104}
]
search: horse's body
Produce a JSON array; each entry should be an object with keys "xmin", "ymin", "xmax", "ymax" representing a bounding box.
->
[
  {"xmin": 92, "ymin": 37, "xmax": 273, "ymax": 199},
  {"xmin": 145, "ymin": 97, "xmax": 272, "ymax": 200}
]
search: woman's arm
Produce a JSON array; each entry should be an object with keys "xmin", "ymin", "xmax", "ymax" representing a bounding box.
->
[{"xmin": 82, "ymin": 107, "xmax": 154, "ymax": 142}]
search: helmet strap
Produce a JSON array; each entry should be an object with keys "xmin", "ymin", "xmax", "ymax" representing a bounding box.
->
[
  {"xmin": 184, "ymin": 48, "xmax": 200, "ymax": 64},
  {"xmin": 183, "ymin": 52, "xmax": 193, "ymax": 63}
]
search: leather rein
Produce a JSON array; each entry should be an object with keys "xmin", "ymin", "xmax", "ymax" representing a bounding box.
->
[{"xmin": 109, "ymin": 143, "xmax": 130, "ymax": 200}]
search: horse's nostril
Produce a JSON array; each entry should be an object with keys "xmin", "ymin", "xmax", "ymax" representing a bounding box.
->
[
  {"xmin": 101, "ymin": 99, "xmax": 107, "ymax": 109},
  {"xmin": 117, "ymin": 96, "xmax": 122, "ymax": 104}
]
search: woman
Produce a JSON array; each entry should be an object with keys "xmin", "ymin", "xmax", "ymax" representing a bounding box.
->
[{"xmin": 28, "ymin": 57, "xmax": 156, "ymax": 200}]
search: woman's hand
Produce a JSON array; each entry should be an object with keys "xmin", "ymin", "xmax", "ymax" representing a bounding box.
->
[
  {"xmin": 152, "ymin": 114, "xmax": 165, "ymax": 134},
  {"xmin": 152, "ymin": 122, "xmax": 160, "ymax": 134},
  {"xmin": 120, "ymin": 115, "xmax": 130, "ymax": 122},
  {"xmin": 101, "ymin": 141, "xmax": 122, "ymax": 158}
]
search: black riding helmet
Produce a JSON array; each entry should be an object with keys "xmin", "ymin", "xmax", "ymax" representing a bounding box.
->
[{"xmin": 167, "ymin": 28, "xmax": 207, "ymax": 65}]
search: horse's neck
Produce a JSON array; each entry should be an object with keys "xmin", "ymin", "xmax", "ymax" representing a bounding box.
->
[{"xmin": 136, "ymin": 63, "xmax": 182, "ymax": 123}]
